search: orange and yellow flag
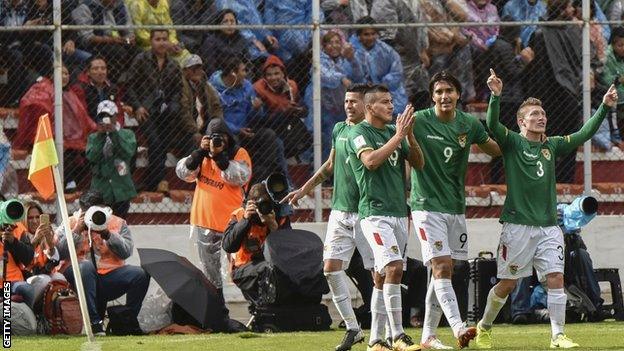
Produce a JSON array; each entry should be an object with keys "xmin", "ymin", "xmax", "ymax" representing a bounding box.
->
[{"xmin": 28, "ymin": 114, "xmax": 59, "ymax": 200}]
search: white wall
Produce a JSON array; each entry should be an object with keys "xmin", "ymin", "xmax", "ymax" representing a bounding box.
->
[{"xmin": 127, "ymin": 216, "xmax": 624, "ymax": 302}]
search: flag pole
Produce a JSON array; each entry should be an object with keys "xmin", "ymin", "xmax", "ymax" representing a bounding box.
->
[{"xmin": 52, "ymin": 166, "xmax": 95, "ymax": 342}]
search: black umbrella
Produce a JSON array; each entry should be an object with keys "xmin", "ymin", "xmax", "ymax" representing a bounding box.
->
[
  {"xmin": 138, "ymin": 248, "xmax": 225, "ymax": 329},
  {"xmin": 263, "ymin": 229, "xmax": 329, "ymax": 297}
]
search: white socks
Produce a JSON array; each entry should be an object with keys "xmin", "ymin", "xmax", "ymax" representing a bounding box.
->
[
  {"xmin": 421, "ymin": 281, "xmax": 443, "ymax": 343},
  {"xmin": 325, "ymin": 271, "xmax": 359, "ymax": 331},
  {"xmin": 370, "ymin": 287, "xmax": 387, "ymax": 344},
  {"xmin": 548, "ymin": 288, "xmax": 567, "ymax": 339},
  {"xmin": 480, "ymin": 288, "xmax": 508, "ymax": 329},
  {"xmin": 383, "ymin": 283, "xmax": 404, "ymax": 339},
  {"xmin": 433, "ymin": 278, "xmax": 464, "ymax": 337}
]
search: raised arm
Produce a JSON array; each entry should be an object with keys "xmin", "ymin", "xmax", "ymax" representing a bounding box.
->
[
  {"xmin": 360, "ymin": 106, "xmax": 414, "ymax": 170},
  {"xmin": 556, "ymin": 84, "xmax": 617, "ymax": 154},
  {"xmin": 486, "ymin": 69, "xmax": 510, "ymax": 144}
]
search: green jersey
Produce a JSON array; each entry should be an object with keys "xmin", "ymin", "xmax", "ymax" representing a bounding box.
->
[
  {"xmin": 487, "ymin": 95, "xmax": 608, "ymax": 226},
  {"xmin": 331, "ymin": 122, "xmax": 360, "ymax": 212},
  {"xmin": 347, "ymin": 121, "xmax": 409, "ymax": 218},
  {"xmin": 410, "ymin": 108, "xmax": 489, "ymax": 214}
]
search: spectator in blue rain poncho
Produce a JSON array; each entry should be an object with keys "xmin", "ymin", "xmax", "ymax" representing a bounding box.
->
[
  {"xmin": 349, "ymin": 17, "xmax": 407, "ymax": 114},
  {"xmin": 502, "ymin": 0, "xmax": 547, "ymax": 47},
  {"xmin": 263, "ymin": 0, "xmax": 318, "ymax": 63},
  {"xmin": 303, "ymin": 30, "xmax": 364, "ymax": 160},
  {"xmin": 215, "ymin": 0, "xmax": 278, "ymax": 58}
]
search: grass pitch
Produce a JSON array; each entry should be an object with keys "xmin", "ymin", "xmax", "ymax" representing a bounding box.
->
[{"xmin": 9, "ymin": 321, "xmax": 624, "ymax": 351}]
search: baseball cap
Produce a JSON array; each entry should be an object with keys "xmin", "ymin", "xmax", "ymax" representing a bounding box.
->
[
  {"xmin": 183, "ymin": 54, "xmax": 203, "ymax": 69},
  {"xmin": 96, "ymin": 100, "xmax": 118, "ymax": 119}
]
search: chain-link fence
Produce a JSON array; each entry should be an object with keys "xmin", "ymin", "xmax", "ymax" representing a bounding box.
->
[{"xmin": 1, "ymin": 0, "xmax": 623, "ymax": 224}]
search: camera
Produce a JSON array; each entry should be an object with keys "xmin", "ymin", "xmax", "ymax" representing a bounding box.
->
[
  {"xmin": 0, "ymin": 200, "xmax": 25, "ymax": 226},
  {"xmin": 256, "ymin": 200, "xmax": 274, "ymax": 215},
  {"xmin": 84, "ymin": 206, "xmax": 113, "ymax": 231},
  {"xmin": 557, "ymin": 196, "xmax": 598, "ymax": 234},
  {"xmin": 264, "ymin": 173, "xmax": 289, "ymax": 203},
  {"xmin": 210, "ymin": 133, "xmax": 224, "ymax": 148}
]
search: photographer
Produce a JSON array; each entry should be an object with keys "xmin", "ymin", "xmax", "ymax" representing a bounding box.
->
[
  {"xmin": 56, "ymin": 190, "xmax": 149, "ymax": 336},
  {"xmin": 86, "ymin": 100, "xmax": 137, "ymax": 218},
  {"xmin": 0, "ymin": 198, "xmax": 35, "ymax": 309},
  {"xmin": 222, "ymin": 181, "xmax": 291, "ymax": 305},
  {"xmin": 175, "ymin": 117, "xmax": 251, "ymax": 332}
]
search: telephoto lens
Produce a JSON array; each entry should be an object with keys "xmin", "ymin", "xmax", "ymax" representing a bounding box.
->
[
  {"xmin": 256, "ymin": 200, "xmax": 274, "ymax": 215},
  {"xmin": 210, "ymin": 133, "xmax": 224, "ymax": 148}
]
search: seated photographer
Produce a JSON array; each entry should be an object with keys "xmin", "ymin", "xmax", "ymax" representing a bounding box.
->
[
  {"xmin": 0, "ymin": 198, "xmax": 35, "ymax": 309},
  {"xmin": 56, "ymin": 190, "xmax": 150, "ymax": 336},
  {"xmin": 222, "ymin": 180, "xmax": 291, "ymax": 306},
  {"xmin": 21, "ymin": 201, "xmax": 66, "ymax": 304}
]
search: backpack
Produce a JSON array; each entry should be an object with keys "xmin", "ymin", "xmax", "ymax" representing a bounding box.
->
[{"xmin": 42, "ymin": 280, "xmax": 83, "ymax": 335}]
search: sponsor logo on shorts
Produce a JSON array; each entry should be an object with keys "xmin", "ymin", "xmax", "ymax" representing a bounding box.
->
[
  {"xmin": 541, "ymin": 148, "xmax": 551, "ymax": 161},
  {"xmin": 434, "ymin": 241, "xmax": 443, "ymax": 251},
  {"xmin": 373, "ymin": 233, "xmax": 384, "ymax": 246},
  {"xmin": 458, "ymin": 133, "xmax": 467, "ymax": 148},
  {"xmin": 418, "ymin": 228, "xmax": 427, "ymax": 241},
  {"xmin": 390, "ymin": 246, "xmax": 399, "ymax": 254},
  {"xmin": 509, "ymin": 264, "xmax": 519, "ymax": 275}
]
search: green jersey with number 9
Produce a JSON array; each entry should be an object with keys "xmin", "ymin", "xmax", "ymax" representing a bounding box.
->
[
  {"xmin": 410, "ymin": 108, "xmax": 489, "ymax": 214},
  {"xmin": 347, "ymin": 121, "xmax": 409, "ymax": 218}
]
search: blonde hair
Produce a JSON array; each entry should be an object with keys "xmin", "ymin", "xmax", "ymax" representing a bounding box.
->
[{"xmin": 516, "ymin": 97, "xmax": 543, "ymax": 125}]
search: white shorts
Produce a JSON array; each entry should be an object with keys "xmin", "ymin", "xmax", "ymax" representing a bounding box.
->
[
  {"xmin": 323, "ymin": 210, "xmax": 375, "ymax": 270},
  {"xmin": 412, "ymin": 210, "xmax": 468, "ymax": 265},
  {"xmin": 360, "ymin": 216, "xmax": 409, "ymax": 274},
  {"xmin": 496, "ymin": 223, "xmax": 565, "ymax": 280}
]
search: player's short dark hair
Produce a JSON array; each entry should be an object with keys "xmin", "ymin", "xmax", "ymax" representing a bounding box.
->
[
  {"xmin": 364, "ymin": 84, "xmax": 390, "ymax": 105},
  {"xmin": 221, "ymin": 56, "xmax": 244, "ymax": 75},
  {"xmin": 517, "ymin": 97, "xmax": 543, "ymax": 120},
  {"xmin": 429, "ymin": 71, "xmax": 462, "ymax": 97},
  {"xmin": 355, "ymin": 16, "xmax": 378, "ymax": 36},
  {"xmin": 611, "ymin": 26, "xmax": 624, "ymax": 44},
  {"xmin": 346, "ymin": 83, "xmax": 370, "ymax": 96},
  {"xmin": 150, "ymin": 29, "xmax": 170, "ymax": 39}
]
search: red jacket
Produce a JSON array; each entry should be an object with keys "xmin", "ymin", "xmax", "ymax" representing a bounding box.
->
[
  {"xmin": 16, "ymin": 77, "xmax": 96, "ymax": 151},
  {"xmin": 253, "ymin": 55, "xmax": 300, "ymax": 114}
]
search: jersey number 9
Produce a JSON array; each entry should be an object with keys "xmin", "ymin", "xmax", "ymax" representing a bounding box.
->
[{"xmin": 444, "ymin": 147, "xmax": 453, "ymax": 163}]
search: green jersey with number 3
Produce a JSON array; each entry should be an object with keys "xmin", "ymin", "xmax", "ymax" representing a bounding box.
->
[
  {"xmin": 347, "ymin": 121, "xmax": 409, "ymax": 218},
  {"xmin": 410, "ymin": 108, "xmax": 489, "ymax": 214},
  {"xmin": 331, "ymin": 121, "xmax": 360, "ymax": 212},
  {"xmin": 487, "ymin": 95, "xmax": 607, "ymax": 226}
]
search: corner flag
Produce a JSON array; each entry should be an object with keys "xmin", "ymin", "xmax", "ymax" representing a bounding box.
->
[{"xmin": 28, "ymin": 114, "xmax": 59, "ymax": 199}]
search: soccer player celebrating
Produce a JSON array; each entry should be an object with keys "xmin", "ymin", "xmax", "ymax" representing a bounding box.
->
[
  {"xmin": 348, "ymin": 84, "xmax": 424, "ymax": 351},
  {"xmin": 411, "ymin": 71, "xmax": 501, "ymax": 350},
  {"xmin": 474, "ymin": 69, "xmax": 617, "ymax": 349},
  {"xmin": 283, "ymin": 84, "xmax": 375, "ymax": 351}
]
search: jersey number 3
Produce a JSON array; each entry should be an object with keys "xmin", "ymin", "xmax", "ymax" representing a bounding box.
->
[{"xmin": 536, "ymin": 160, "xmax": 544, "ymax": 177}]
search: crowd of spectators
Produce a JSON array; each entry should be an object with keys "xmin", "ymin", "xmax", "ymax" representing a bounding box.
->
[{"xmin": 3, "ymin": 0, "xmax": 624, "ymax": 202}]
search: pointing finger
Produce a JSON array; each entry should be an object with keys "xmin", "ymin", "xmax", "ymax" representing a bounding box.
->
[{"xmin": 489, "ymin": 68, "xmax": 496, "ymax": 77}]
